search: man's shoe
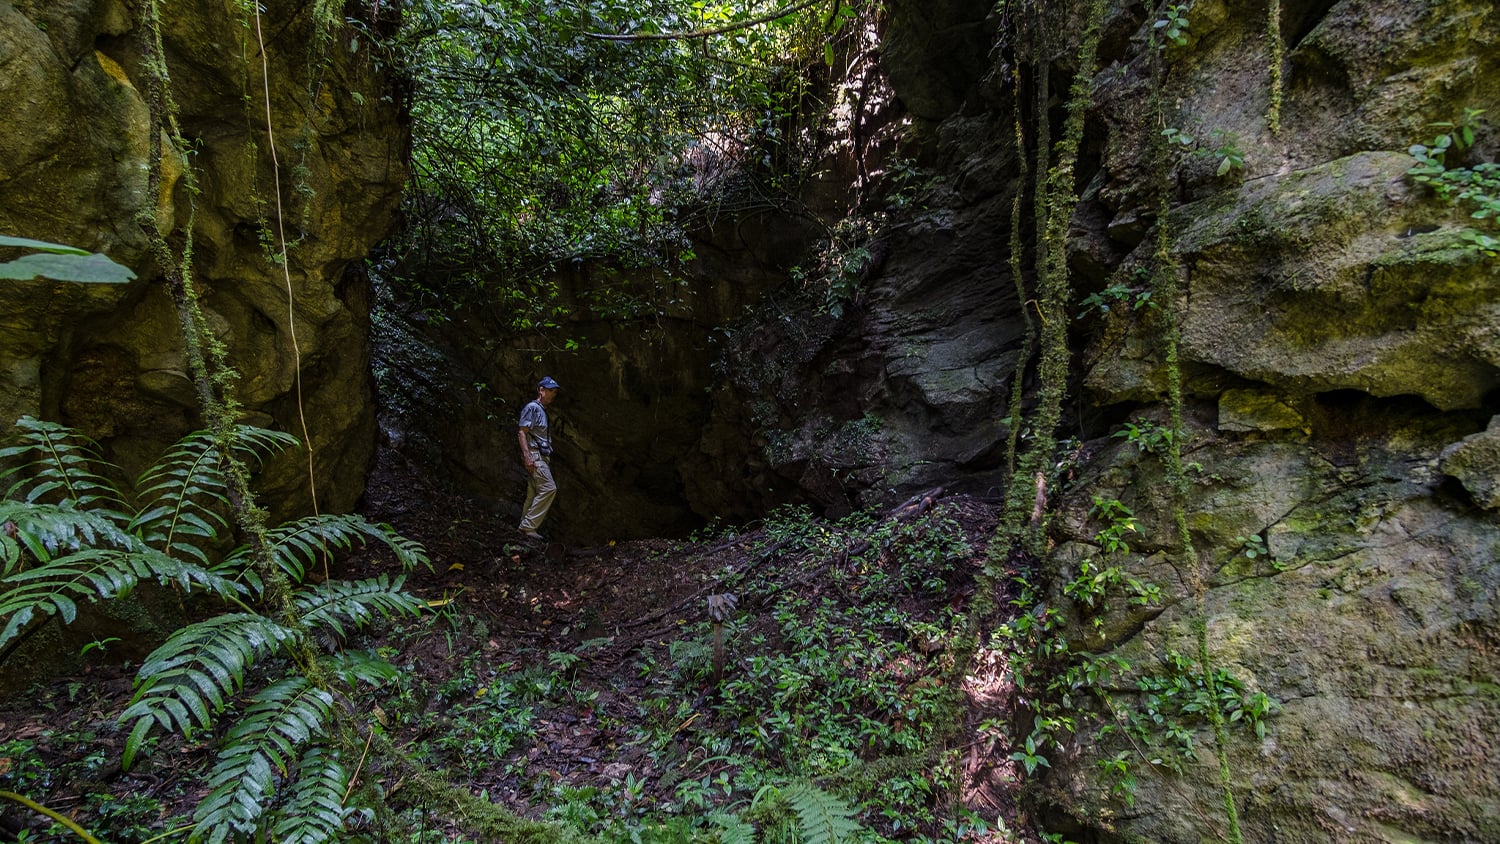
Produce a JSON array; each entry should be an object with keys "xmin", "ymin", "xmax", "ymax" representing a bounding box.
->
[{"xmin": 522, "ymin": 530, "xmax": 543, "ymax": 540}]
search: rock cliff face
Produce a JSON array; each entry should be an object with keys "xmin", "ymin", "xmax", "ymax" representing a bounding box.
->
[
  {"xmin": 863, "ymin": 1, "xmax": 1499, "ymax": 841},
  {"xmin": 1046, "ymin": 3, "xmax": 1499, "ymax": 841},
  {"xmin": 0, "ymin": 0, "xmax": 407, "ymax": 515}
]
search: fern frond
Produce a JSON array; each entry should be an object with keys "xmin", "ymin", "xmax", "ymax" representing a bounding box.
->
[
  {"xmin": 1, "ymin": 527, "xmax": 244, "ymax": 651},
  {"xmin": 708, "ymin": 812, "xmax": 758, "ymax": 844},
  {"xmin": 0, "ymin": 500, "xmax": 136, "ymax": 572},
  {"xmin": 271, "ymin": 746, "xmax": 355, "ymax": 844},
  {"xmin": 130, "ymin": 426, "xmax": 296, "ymax": 562},
  {"xmin": 191, "ymin": 676, "xmax": 336, "ymax": 844},
  {"xmin": 1, "ymin": 548, "xmax": 151, "ymax": 648},
  {"xmin": 120, "ymin": 613, "xmax": 300, "ymax": 767},
  {"xmin": 294, "ymin": 575, "xmax": 425, "ymax": 639},
  {"xmin": 324, "ymin": 648, "xmax": 401, "ymax": 687},
  {"xmin": 780, "ymin": 782, "xmax": 861, "ymax": 844},
  {"xmin": 219, "ymin": 513, "xmax": 430, "ymax": 587},
  {"xmin": 0, "ymin": 417, "xmax": 128, "ymax": 512}
]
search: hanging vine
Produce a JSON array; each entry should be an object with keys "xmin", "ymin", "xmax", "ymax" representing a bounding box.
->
[
  {"xmin": 1266, "ymin": 0, "xmax": 1283, "ymax": 136},
  {"xmin": 995, "ymin": 0, "xmax": 1108, "ymax": 558},
  {"xmin": 1147, "ymin": 7, "xmax": 1245, "ymax": 840},
  {"xmin": 137, "ymin": 0, "xmax": 297, "ymax": 619}
]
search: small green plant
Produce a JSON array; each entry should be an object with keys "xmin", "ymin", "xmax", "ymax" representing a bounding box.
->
[
  {"xmin": 1161, "ymin": 127, "xmax": 1244, "ymax": 176},
  {"xmin": 1111, "ymin": 416, "xmax": 1176, "ymax": 455},
  {"xmin": 1409, "ymin": 108, "xmax": 1486, "ymax": 171},
  {"xmin": 1155, "ymin": 4, "xmax": 1190, "ymax": 48},
  {"xmin": 1236, "ymin": 533, "xmax": 1268, "ymax": 559},
  {"xmin": 1097, "ymin": 750, "xmax": 1137, "ymax": 804},
  {"xmin": 1009, "ymin": 731, "xmax": 1051, "ymax": 775},
  {"xmin": 1209, "ymin": 133, "xmax": 1246, "ymax": 176},
  {"xmin": 1077, "ymin": 275, "xmax": 1155, "ymax": 319},
  {"xmin": 1162, "ymin": 126, "xmax": 1195, "ymax": 149},
  {"xmin": 1408, "ymin": 109, "xmax": 1499, "ymax": 256}
]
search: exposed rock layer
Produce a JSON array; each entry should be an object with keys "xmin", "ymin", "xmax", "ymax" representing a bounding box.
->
[{"xmin": 0, "ymin": 0, "xmax": 407, "ymax": 517}]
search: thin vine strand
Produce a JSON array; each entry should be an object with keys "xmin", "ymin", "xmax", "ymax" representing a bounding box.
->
[{"xmin": 250, "ymin": 4, "xmax": 322, "ymax": 541}]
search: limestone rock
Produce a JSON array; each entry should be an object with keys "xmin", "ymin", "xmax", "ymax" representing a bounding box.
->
[
  {"xmin": 1440, "ymin": 416, "xmax": 1500, "ymax": 510},
  {"xmin": 0, "ymin": 0, "xmax": 407, "ymax": 516},
  {"xmin": 1217, "ymin": 389, "xmax": 1307, "ymax": 434}
]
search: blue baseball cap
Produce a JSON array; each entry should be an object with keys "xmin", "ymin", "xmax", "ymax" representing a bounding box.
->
[{"xmin": 539, "ymin": 376, "xmax": 561, "ymax": 390}]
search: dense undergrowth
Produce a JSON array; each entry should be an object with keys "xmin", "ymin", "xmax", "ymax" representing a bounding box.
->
[{"xmin": 1, "ymin": 484, "xmax": 1034, "ymax": 842}]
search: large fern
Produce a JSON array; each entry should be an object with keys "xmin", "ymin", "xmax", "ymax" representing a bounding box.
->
[
  {"xmin": 708, "ymin": 812, "xmax": 758, "ymax": 844},
  {"xmin": 784, "ymin": 783, "xmax": 861, "ymax": 844},
  {"xmin": 219, "ymin": 513, "xmax": 430, "ymax": 592},
  {"xmin": 120, "ymin": 613, "xmax": 302, "ymax": 759},
  {"xmin": 1, "ymin": 500, "xmax": 137, "ymax": 571},
  {"xmin": 120, "ymin": 579, "xmax": 420, "ymax": 752},
  {"xmin": 0, "ymin": 500, "xmax": 242, "ymax": 653},
  {"xmin": 131, "ymin": 426, "xmax": 298, "ymax": 565},
  {"xmin": 294, "ymin": 575, "xmax": 426, "ymax": 638},
  {"xmin": 0, "ymin": 416, "xmax": 129, "ymax": 512},
  {"xmin": 2, "ymin": 417, "xmax": 429, "ymax": 841},
  {"xmin": 271, "ymin": 746, "xmax": 358, "ymax": 844},
  {"xmin": 0, "ymin": 543, "xmax": 242, "ymax": 651},
  {"xmin": 191, "ymin": 675, "xmax": 337, "ymax": 843}
]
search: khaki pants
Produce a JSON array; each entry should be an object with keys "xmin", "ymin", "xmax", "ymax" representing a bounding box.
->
[{"xmin": 519, "ymin": 458, "xmax": 556, "ymax": 532}]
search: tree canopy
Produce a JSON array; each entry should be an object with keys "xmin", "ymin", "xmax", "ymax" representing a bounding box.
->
[{"xmin": 378, "ymin": 0, "xmax": 854, "ymax": 327}]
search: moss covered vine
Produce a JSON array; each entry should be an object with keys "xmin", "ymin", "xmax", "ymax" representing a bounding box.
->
[
  {"xmin": 998, "ymin": 0, "xmax": 1108, "ymax": 559},
  {"xmin": 1147, "ymin": 11, "xmax": 1245, "ymax": 840},
  {"xmin": 137, "ymin": 0, "xmax": 286, "ymax": 612},
  {"xmin": 1266, "ymin": 0, "xmax": 1283, "ymax": 136}
]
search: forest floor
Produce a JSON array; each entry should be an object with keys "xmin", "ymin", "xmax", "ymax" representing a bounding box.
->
[{"xmin": 0, "ymin": 445, "xmax": 1037, "ymax": 843}]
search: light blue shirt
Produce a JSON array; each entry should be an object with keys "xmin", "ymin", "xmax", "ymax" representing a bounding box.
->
[{"xmin": 519, "ymin": 399, "xmax": 551, "ymax": 457}]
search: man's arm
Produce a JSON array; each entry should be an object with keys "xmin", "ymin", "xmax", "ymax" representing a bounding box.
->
[{"xmin": 518, "ymin": 427, "xmax": 535, "ymax": 474}]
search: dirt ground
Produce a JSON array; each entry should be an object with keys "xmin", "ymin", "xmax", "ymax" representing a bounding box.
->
[{"xmin": 0, "ymin": 444, "xmax": 1030, "ymax": 841}]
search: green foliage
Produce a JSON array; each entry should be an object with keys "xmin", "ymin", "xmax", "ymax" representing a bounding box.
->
[
  {"xmin": 1077, "ymin": 275, "xmax": 1154, "ymax": 319},
  {"xmin": 1008, "ymin": 731, "xmax": 1050, "ymax": 775},
  {"xmin": 130, "ymin": 426, "xmax": 299, "ymax": 565},
  {"xmin": 793, "ymin": 214, "xmax": 883, "ymax": 320},
  {"xmin": 1, "ymin": 415, "xmax": 131, "ymax": 511},
  {"xmin": 1130, "ymin": 650, "xmax": 1279, "ymax": 767},
  {"xmin": 1062, "ymin": 554, "xmax": 1158, "ymax": 614},
  {"xmin": 222, "ymin": 513, "xmax": 428, "ymax": 592},
  {"xmin": 1234, "ymin": 533, "xmax": 1269, "ymax": 562},
  {"xmin": 1154, "ymin": 4, "xmax": 1190, "ymax": 48},
  {"xmin": 0, "ymin": 417, "xmax": 430, "ymax": 842},
  {"xmin": 752, "ymin": 781, "xmax": 862, "ymax": 844},
  {"xmin": 373, "ymin": 0, "xmax": 838, "ymax": 320},
  {"xmin": 0, "ymin": 417, "xmax": 253, "ymax": 652},
  {"xmin": 545, "ymin": 503, "xmax": 974, "ymax": 839},
  {"xmin": 0, "ymin": 235, "xmax": 136, "ymax": 284},
  {"xmin": 1110, "ymin": 416, "xmax": 1176, "ymax": 456},
  {"xmin": 191, "ymin": 676, "xmax": 337, "ymax": 840},
  {"xmin": 1408, "ymin": 109, "xmax": 1499, "ymax": 258},
  {"xmin": 1161, "ymin": 127, "xmax": 1244, "ymax": 177},
  {"xmin": 273, "ymin": 747, "xmax": 361, "ymax": 843}
]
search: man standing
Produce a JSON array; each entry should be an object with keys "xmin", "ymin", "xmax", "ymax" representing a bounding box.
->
[{"xmin": 517, "ymin": 376, "xmax": 560, "ymax": 539}]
